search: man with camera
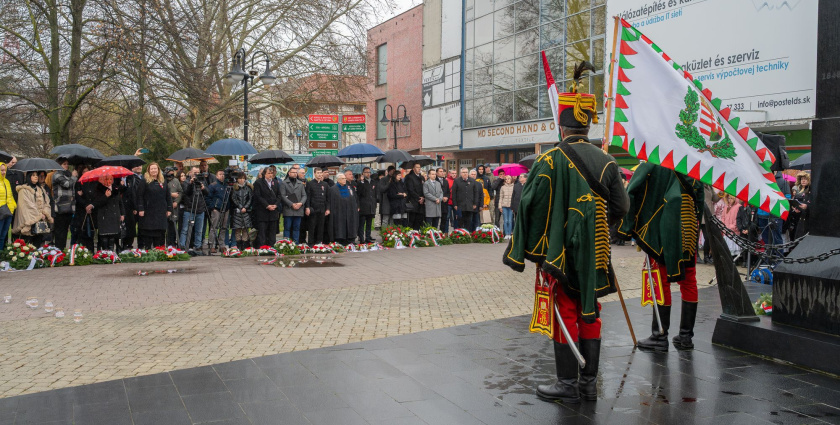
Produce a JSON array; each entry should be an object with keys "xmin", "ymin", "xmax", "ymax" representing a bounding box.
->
[
  {"xmin": 179, "ymin": 167, "xmax": 209, "ymax": 255},
  {"xmin": 206, "ymin": 170, "xmax": 230, "ymax": 254}
]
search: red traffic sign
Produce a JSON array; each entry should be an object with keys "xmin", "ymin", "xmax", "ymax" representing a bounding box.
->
[
  {"xmin": 341, "ymin": 114, "xmax": 366, "ymax": 124},
  {"xmin": 309, "ymin": 114, "xmax": 339, "ymax": 124}
]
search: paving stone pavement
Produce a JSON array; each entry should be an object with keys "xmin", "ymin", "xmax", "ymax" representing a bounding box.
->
[{"xmin": 0, "ymin": 244, "xmax": 716, "ymax": 398}]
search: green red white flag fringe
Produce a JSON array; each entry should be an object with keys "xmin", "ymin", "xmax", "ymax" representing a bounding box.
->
[{"xmin": 606, "ymin": 17, "xmax": 789, "ymax": 219}]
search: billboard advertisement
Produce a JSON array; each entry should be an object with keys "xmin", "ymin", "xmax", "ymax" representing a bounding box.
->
[{"xmin": 606, "ymin": 0, "xmax": 817, "ymax": 125}]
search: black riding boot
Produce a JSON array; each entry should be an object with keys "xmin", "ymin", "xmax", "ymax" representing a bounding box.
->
[
  {"xmin": 637, "ymin": 305, "xmax": 671, "ymax": 351},
  {"xmin": 578, "ymin": 339, "xmax": 601, "ymax": 401},
  {"xmin": 672, "ymin": 301, "xmax": 698, "ymax": 350},
  {"xmin": 536, "ymin": 341, "xmax": 581, "ymax": 404}
]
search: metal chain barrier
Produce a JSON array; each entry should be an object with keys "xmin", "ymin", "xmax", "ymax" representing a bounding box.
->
[{"xmin": 708, "ymin": 215, "xmax": 840, "ymax": 264}]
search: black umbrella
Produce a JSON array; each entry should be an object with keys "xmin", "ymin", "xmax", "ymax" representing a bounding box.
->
[
  {"xmin": 789, "ymin": 153, "xmax": 810, "ymax": 170},
  {"xmin": 0, "ymin": 150, "xmax": 12, "ymax": 163},
  {"xmin": 97, "ymin": 155, "xmax": 146, "ymax": 169},
  {"xmin": 166, "ymin": 147, "xmax": 213, "ymax": 162},
  {"xmin": 10, "ymin": 158, "xmax": 62, "ymax": 172},
  {"xmin": 205, "ymin": 138, "xmax": 258, "ymax": 156},
  {"xmin": 306, "ymin": 155, "xmax": 345, "ymax": 168},
  {"xmin": 249, "ymin": 150, "xmax": 294, "ymax": 165},
  {"xmin": 49, "ymin": 144, "xmax": 105, "ymax": 165},
  {"xmin": 400, "ymin": 155, "xmax": 436, "ymax": 169},
  {"xmin": 519, "ymin": 153, "xmax": 538, "ymax": 169},
  {"xmin": 375, "ymin": 149, "xmax": 414, "ymax": 164}
]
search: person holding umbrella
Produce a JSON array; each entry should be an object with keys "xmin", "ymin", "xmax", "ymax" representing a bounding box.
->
[
  {"xmin": 121, "ymin": 165, "xmax": 143, "ymax": 250},
  {"xmin": 136, "ymin": 163, "xmax": 172, "ymax": 249},
  {"xmin": 252, "ymin": 167, "xmax": 281, "ymax": 247},
  {"xmin": 89, "ymin": 175, "xmax": 124, "ymax": 252},
  {"xmin": 405, "ymin": 163, "xmax": 425, "ymax": 229},
  {"xmin": 70, "ymin": 164, "xmax": 95, "ymax": 249},
  {"xmin": 305, "ymin": 168, "xmax": 330, "ymax": 245},
  {"xmin": 50, "ymin": 157, "xmax": 76, "ymax": 249},
  {"xmin": 12, "ymin": 171, "xmax": 54, "ymax": 247},
  {"xmin": 498, "ymin": 175, "xmax": 515, "ymax": 239}
]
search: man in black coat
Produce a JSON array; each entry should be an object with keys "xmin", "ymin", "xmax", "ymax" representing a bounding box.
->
[
  {"xmin": 405, "ymin": 162, "xmax": 425, "ymax": 229},
  {"xmin": 305, "ymin": 168, "xmax": 330, "ymax": 245},
  {"xmin": 120, "ymin": 165, "xmax": 143, "ymax": 250},
  {"xmin": 451, "ymin": 167, "xmax": 481, "ymax": 230},
  {"xmin": 356, "ymin": 167, "xmax": 376, "ymax": 243},
  {"xmin": 436, "ymin": 167, "xmax": 451, "ymax": 233},
  {"xmin": 252, "ymin": 167, "xmax": 281, "ymax": 247}
]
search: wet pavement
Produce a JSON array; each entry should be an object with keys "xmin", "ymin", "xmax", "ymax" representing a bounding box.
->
[{"xmin": 1, "ymin": 284, "xmax": 838, "ymax": 424}]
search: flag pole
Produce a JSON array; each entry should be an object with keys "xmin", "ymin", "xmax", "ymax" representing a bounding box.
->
[{"xmin": 602, "ymin": 16, "xmax": 622, "ymax": 153}]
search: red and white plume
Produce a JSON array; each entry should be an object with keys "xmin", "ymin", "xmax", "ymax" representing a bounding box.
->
[{"xmin": 541, "ymin": 51, "xmax": 560, "ymax": 137}]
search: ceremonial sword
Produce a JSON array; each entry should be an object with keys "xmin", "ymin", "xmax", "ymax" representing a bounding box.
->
[
  {"xmin": 553, "ymin": 302, "xmax": 586, "ymax": 367},
  {"xmin": 644, "ymin": 255, "xmax": 665, "ymax": 335}
]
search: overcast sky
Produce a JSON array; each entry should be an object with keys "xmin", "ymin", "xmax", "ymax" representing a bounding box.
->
[{"xmin": 380, "ymin": 0, "xmax": 422, "ymax": 22}]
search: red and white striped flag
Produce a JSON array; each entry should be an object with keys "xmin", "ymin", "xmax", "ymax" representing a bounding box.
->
[{"xmin": 541, "ymin": 51, "xmax": 560, "ymax": 138}]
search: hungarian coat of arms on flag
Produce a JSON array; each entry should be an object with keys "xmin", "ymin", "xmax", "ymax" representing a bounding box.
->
[{"xmin": 606, "ymin": 18, "xmax": 789, "ymax": 219}]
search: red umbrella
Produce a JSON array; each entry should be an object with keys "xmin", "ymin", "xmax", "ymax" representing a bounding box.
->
[
  {"xmin": 79, "ymin": 165, "xmax": 134, "ymax": 183},
  {"xmin": 492, "ymin": 163, "xmax": 529, "ymax": 177}
]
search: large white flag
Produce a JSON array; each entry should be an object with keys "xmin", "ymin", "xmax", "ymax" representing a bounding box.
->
[{"xmin": 606, "ymin": 18, "xmax": 789, "ymax": 219}]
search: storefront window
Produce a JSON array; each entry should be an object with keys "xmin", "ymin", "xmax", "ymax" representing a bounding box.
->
[{"xmin": 463, "ymin": 0, "xmax": 606, "ymax": 128}]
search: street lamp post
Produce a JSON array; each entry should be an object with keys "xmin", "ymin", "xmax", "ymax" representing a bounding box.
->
[
  {"xmin": 379, "ymin": 104, "xmax": 410, "ymax": 149},
  {"xmin": 287, "ymin": 128, "xmax": 304, "ymax": 153},
  {"xmin": 224, "ymin": 48, "xmax": 276, "ymax": 142}
]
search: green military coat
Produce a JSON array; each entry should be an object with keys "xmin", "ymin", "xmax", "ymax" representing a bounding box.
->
[
  {"xmin": 617, "ymin": 162, "xmax": 704, "ymax": 282},
  {"xmin": 504, "ymin": 141, "xmax": 617, "ymax": 322}
]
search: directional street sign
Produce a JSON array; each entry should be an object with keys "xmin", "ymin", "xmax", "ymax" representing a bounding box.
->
[
  {"xmin": 342, "ymin": 124, "xmax": 366, "ymax": 132},
  {"xmin": 308, "ymin": 114, "xmax": 339, "ymax": 124},
  {"xmin": 342, "ymin": 114, "xmax": 366, "ymax": 124},
  {"xmin": 309, "ymin": 123, "xmax": 338, "ymax": 132},
  {"xmin": 311, "ymin": 149, "xmax": 339, "ymax": 156},
  {"xmin": 308, "ymin": 140, "xmax": 339, "ymax": 150},
  {"xmin": 309, "ymin": 131, "xmax": 339, "ymax": 141}
]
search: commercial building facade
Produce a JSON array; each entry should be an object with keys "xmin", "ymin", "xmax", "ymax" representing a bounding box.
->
[
  {"xmin": 390, "ymin": 0, "xmax": 816, "ymax": 169},
  {"xmin": 367, "ymin": 5, "xmax": 425, "ymax": 154}
]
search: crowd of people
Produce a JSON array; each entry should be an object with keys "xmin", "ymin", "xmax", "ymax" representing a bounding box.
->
[
  {"xmin": 709, "ymin": 170, "xmax": 811, "ymax": 261},
  {"xmin": 0, "ymin": 155, "xmax": 531, "ymax": 255}
]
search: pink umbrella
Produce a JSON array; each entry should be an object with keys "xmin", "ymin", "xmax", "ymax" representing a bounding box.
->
[
  {"xmin": 492, "ymin": 163, "xmax": 529, "ymax": 177},
  {"xmin": 620, "ymin": 167, "xmax": 634, "ymax": 179},
  {"xmin": 783, "ymin": 174, "xmax": 796, "ymax": 182}
]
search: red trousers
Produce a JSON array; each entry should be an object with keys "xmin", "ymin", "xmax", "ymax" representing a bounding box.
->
[
  {"xmin": 543, "ymin": 272, "xmax": 602, "ymax": 344},
  {"xmin": 654, "ymin": 262, "xmax": 698, "ymax": 306}
]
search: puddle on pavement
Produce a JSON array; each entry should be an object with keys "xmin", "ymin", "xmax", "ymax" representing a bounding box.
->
[
  {"xmin": 133, "ymin": 268, "xmax": 195, "ymax": 276},
  {"xmin": 269, "ymin": 255, "xmax": 344, "ymax": 268}
]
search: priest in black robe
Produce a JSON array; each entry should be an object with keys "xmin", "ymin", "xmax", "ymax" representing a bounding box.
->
[{"xmin": 328, "ymin": 173, "xmax": 359, "ymax": 245}]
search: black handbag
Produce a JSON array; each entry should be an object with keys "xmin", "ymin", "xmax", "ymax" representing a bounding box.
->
[
  {"xmin": 404, "ymin": 199, "xmax": 415, "ymax": 213},
  {"xmin": 119, "ymin": 221, "xmax": 127, "ymax": 238},
  {"xmin": 82, "ymin": 213, "xmax": 94, "ymax": 238},
  {"xmin": 0, "ymin": 183, "xmax": 12, "ymax": 220},
  {"xmin": 31, "ymin": 220, "xmax": 51, "ymax": 235}
]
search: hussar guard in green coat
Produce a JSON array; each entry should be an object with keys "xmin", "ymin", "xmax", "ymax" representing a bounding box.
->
[
  {"xmin": 504, "ymin": 62, "xmax": 629, "ymax": 404},
  {"xmin": 617, "ymin": 162, "xmax": 704, "ymax": 351}
]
